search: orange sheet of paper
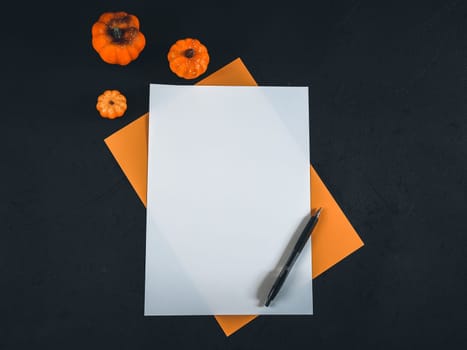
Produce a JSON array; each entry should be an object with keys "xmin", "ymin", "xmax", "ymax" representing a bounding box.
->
[{"xmin": 104, "ymin": 58, "xmax": 364, "ymax": 336}]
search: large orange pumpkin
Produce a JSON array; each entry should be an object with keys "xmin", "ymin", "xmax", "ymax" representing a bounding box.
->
[
  {"xmin": 92, "ymin": 12, "xmax": 146, "ymax": 65},
  {"xmin": 167, "ymin": 38, "xmax": 210, "ymax": 79}
]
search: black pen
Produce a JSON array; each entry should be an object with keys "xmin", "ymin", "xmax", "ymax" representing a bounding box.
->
[{"xmin": 264, "ymin": 208, "xmax": 322, "ymax": 307}]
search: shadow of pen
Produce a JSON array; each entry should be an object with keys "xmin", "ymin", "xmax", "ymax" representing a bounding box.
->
[{"xmin": 256, "ymin": 212, "xmax": 314, "ymax": 307}]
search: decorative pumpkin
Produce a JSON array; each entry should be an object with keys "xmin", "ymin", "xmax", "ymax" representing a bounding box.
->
[
  {"xmin": 92, "ymin": 12, "xmax": 146, "ymax": 65},
  {"xmin": 167, "ymin": 38, "xmax": 210, "ymax": 79},
  {"xmin": 96, "ymin": 90, "xmax": 127, "ymax": 119}
]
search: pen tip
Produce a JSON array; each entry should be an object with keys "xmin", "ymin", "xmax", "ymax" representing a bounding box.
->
[{"xmin": 315, "ymin": 208, "xmax": 322, "ymax": 218}]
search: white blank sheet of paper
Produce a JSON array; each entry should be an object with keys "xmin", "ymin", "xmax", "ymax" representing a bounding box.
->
[{"xmin": 144, "ymin": 84, "xmax": 312, "ymax": 315}]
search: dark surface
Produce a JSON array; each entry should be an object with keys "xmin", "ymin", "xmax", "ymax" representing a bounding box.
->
[{"xmin": 1, "ymin": 0, "xmax": 466, "ymax": 348}]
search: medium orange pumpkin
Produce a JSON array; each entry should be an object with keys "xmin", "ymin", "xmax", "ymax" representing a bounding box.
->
[
  {"xmin": 167, "ymin": 38, "xmax": 210, "ymax": 79},
  {"xmin": 96, "ymin": 90, "xmax": 127, "ymax": 119},
  {"xmin": 92, "ymin": 12, "xmax": 146, "ymax": 65}
]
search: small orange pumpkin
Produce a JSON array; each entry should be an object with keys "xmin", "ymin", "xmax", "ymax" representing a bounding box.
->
[
  {"xmin": 92, "ymin": 12, "xmax": 146, "ymax": 65},
  {"xmin": 96, "ymin": 90, "xmax": 127, "ymax": 119},
  {"xmin": 167, "ymin": 38, "xmax": 210, "ymax": 79}
]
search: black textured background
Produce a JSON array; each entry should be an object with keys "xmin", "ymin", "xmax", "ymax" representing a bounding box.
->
[{"xmin": 1, "ymin": 0, "xmax": 466, "ymax": 349}]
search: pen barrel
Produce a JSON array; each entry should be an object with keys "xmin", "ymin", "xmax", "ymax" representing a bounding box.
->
[
  {"xmin": 293, "ymin": 215, "xmax": 319, "ymax": 253},
  {"xmin": 282, "ymin": 215, "xmax": 319, "ymax": 275},
  {"xmin": 265, "ymin": 212, "xmax": 320, "ymax": 306}
]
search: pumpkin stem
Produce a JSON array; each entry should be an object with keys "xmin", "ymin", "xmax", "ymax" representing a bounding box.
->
[
  {"xmin": 110, "ymin": 27, "xmax": 123, "ymax": 40},
  {"xmin": 184, "ymin": 48, "xmax": 195, "ymax": 58}
]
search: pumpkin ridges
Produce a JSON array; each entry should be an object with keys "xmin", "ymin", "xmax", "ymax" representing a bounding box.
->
[
  {"xmin": 91, "ymin": 12, "xmax": 145, "ymax": 65},
  {"xmin": 91, "ymin": 22, "xmax": 107, "ymax": 37},
  {"xmin": 169, "ymin": 57, "xmax": 200, "ymax": 78},
  {"xmin": 174, "ymin": 39, "xmax": 192, "ymax": 53},
  {"xmin": 125, "ymin": 45, "xmax": 141, "ymax": 60},
  {"xmin": 130, "ymin": 34, "xmax": 146, "ymax": 51},
  {"xmin": 98, "ymin": 12, "xmax": 130, "ymax": 26},
  {"xmin": 99, "ymin": 46, "xmax": 119, "ymax": 65},
  {"xmin": 97, "ymin": 90, "xmax": 127, "ymax": 119},
  {"xmin": 125, "ymin": 14, "xmax": 140, "ymax": 30},
  {"xmin": 103, "ymin": 12, "xmax": 140, "ymax": 33},
  {"xmin": 195, "ymin": 46, "xmax": 208, "ymax": 54},
  {"xmin": 169, "ymin": 59, "xmax": 209, "ymax": 78},
  {"xmin": 97, "ymin": 12, "xmax": 115, "ymax": 24},
  {"xmin": 92, "ymin": 36, "xmax": 111, "ymax": 52},
  {"xmin": 197, "ymin": 57, "xmax": 210, "ymax": 66},
  {"xmin": 168, "ymin": 56, "xmax": 188, "ymax": 71},
  {"xmin": 114, "ymin": 48, "xmax": 132, "ymax": 65},
  {"xmin": 167, "ymin": 38, "xmax": 210, "ymax": 79}
]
